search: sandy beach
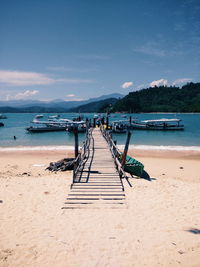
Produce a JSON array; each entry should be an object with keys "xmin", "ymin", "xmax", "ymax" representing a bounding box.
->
[{"xmin": 0, "ymin": 148, "xmax": 200, "ymax": 267}]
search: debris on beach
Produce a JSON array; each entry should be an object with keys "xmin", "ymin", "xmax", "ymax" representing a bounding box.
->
[
  {"xmin": 22, "ymin": 172, "xmax": 31, "ymax": 176},
  {"xmin": 46, "ymin": 158, "xmax": 75, "ymax": 172}
]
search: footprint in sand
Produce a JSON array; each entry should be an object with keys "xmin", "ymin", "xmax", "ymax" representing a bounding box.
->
[
  {"xmin": 115, "ymin": 224, "xmax": 124, "ymax": 229},
  {"xmin": 0, "ymin": 249, "xmax": 13, "ymax": 261}
]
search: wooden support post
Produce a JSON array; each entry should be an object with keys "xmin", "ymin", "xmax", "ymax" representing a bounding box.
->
[
  {"xmin": 106, "ymin": 115, "xmax": 109, "ymax": 130},
  {"xmin": 74, "ymin": 126, "xmax": 79, "ymax": 158},
  {"xmin": 129, "ymin": 116, "xmax": 132, "ymax": 125},
  {"xmin": 121, "ymin": 130, "xmax": 131, "ymax": 167},
  {"xmin": 93, "ymin": 118, "xmax": 96, "ymax": 128}
]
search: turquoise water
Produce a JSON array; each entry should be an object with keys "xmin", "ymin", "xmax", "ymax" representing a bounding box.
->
[{"xmin": 0, "ymin": 113, "xmax": 200, "ymax": 148}]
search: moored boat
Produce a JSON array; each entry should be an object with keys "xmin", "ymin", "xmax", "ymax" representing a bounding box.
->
[
  {"xmin": 35, "ymin": 114, "xmax": 44, "ymax": 119},
  {"xmin": 26, "ymin": 125, "xmax": 67, "ymax": 132},
  {"xmin": 26, "ymin": 118, "xmax": 70, "ymax": 133},
  {"xmin": 48, "ymin": 114, "xmax": 60, "ymax": 120},
  {"xmin": 111, "ymin": 120, "xmax": 128, "ymax": 133},
  {"xmin": 0, "ymin": 114, "xmax": 7, "ymax": 119},
  {"xmin": 66, "ymin": 121, "xmax": 87, "ymax": 133},
  {"xmin": 131, "ymin": 118, "xmax": 184, "ymax": 131}
]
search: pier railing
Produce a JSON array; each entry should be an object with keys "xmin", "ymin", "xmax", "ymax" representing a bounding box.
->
[
  {"xmin": 100, "ymin": 126, "xmax": 128, "ymax": 180},
  {"xmin": 73, "ymin": 127, "xmax": 93, "ymax": 183}
]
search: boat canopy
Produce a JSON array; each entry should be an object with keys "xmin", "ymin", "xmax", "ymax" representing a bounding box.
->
[
  {"xmin": 112, "ymin": 120, "xmax": 129, "ymax": 124},
  {"xmin": 142, "ymin": 118, "xmax": 182, "ymax": 123},
  {"xmin": 31, "ymin": 118, "xmax": 73, "ymax": 125}
]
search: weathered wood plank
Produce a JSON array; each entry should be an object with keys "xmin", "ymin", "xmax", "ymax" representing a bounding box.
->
[{"xmin": 62, "ymin": 128, "xmax": 125, "ymax": 209}]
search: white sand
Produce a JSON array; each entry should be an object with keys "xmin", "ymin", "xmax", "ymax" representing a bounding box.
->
[{"xmin": 0, "ymin": 149, "xmax": 200, "ymax": 267}]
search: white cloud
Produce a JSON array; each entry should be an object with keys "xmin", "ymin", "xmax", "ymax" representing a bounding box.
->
[
  {"xmin": 66, "ymin": 94, "xmax": 75, "ymax": 97},
  {"xmin": 172, "ymin": 78, "xmax": 193, "ymax": 85},
  {"xmin": 121, "ymin": 81, "xmax": 133, "ymax": 89},
  {"xmin": 6, "ymin": 90, "xmax": 39, "ymax": 100},
  {"xmin": 57, "ymin": 78, "xmax": 94, "ymax": 84},
  {"xmin": 0, "ymin": 70, "xmax": 54, "ymax": 86},
  {"xmin": 0, "ymin": 70, "xmax": 94, "ymax": 86},
  {"xmin": 134, "ymin": 43, "xmax": 166, "ymax": 57},
  {"xmin": 150, "ymin": 79, "xmax": 168, "ymax": 87}
]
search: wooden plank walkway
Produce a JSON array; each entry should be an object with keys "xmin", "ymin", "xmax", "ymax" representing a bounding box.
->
[{"xmin": 62, "ymin": 128, "xmax": 126, "ymax": 209}]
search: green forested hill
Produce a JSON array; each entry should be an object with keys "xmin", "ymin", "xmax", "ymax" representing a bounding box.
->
[{"xmin": 113, "ymin": 83, "xmax": 200, "ymax": 113}]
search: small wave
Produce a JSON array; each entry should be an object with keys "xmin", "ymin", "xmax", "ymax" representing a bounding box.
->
[
  {"xmin": 1, "ymin": 144, "xmax": 200, "ymax": 152},
  {"xmin": 117, "ymin": 144, "xmax": 200, "ymax": 152}
]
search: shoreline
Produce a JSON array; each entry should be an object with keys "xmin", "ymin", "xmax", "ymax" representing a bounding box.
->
[
  {"xmin": 1, "ymin": 145, "xmax": 200, "ymax": 161},
  {"xmin": 1, "ymin": 144, "xmax": 200, "ymax": 152}
]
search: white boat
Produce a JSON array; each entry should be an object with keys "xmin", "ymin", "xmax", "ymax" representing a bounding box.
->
[
  {"xmin": 111, "ymin": 120, "xmax": 128, "ymax": 133},
  {"xmin": 26, "ymin": 125, "xmax": 67, "ymax": 132},
  {"xmin": 66, "ymin": 121, "xmax": 87, "ymax": 133},
  {"xmin": 131, "ymin": 118, "xmax": 184, "ymax": 131},
  {"xmin": 35, "ymin": 114, "xmax": 44, "ymax": 119},
  {"xmin": 48, "ymin": 114, "xmax": 60, "ymax": 120},
  {"xmin": 0, "ymin": 114, "xmax": 7, "ymax": 119},
  {"xmin": 26, "ymin": 118, "xmax": 72, "ymax": 133}
]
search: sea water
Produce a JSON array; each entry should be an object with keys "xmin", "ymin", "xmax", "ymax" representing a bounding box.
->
[{"xmin": 0, "ymin": 113, "xmax": 200, "ymax": 150}]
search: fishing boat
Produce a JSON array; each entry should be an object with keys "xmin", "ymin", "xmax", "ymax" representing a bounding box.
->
[
  {"xmin": 0, "ymin": 114, "xmax": 7, "ymax": 119},
  {"xmin": 48, "ymin": 114, "xmax": 60, "ymax": 120},
  {"xmin": 26, "ymin": 125, "xmax": 67, "ymax": 132},
  {"xmin": 131, "ymin": 118, "xmax": 184, "ymax": 131},
  {"xmin": 94, "ymin": 114, "xmax": 100, "ymax": 119},
  {"xmin": 26, "ymin": 118, "xmax": 71, "ymax": 133},
  {"xmin": 66, "ymin": 121, "xmax": 87, "ymax": 133},
  {"xmin": 35, "ymin": 114, "xmax": 44, "ymax": 119},
  {"xmin": 111, "ymin": 121, "xmax": 128, "ymax": 133}
]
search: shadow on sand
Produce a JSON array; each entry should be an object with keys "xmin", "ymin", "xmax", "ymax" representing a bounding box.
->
[
  {"xmin": 187, "ymin": 228, "xmax": 200, "ymax": 234},
  {"xmin": 141, "ymin": 170, "xmax": 152, "ymax": 181}
]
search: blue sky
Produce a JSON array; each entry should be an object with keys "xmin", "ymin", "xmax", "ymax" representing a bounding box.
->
[{"xmin": 0, "ymin": 0, "xmax": 200, "ymax": 101}]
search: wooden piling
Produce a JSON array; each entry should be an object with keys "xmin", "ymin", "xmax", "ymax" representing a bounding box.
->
[
  {"xmin": 121, "ymin": 130, "xmax": 131, "ymax": 167},
  {"xmin": 93, "ymin": 118, "xmax": 96, "ymax": 128},
  {"xmin": 74, "ymin": 127, "xmax": 79, "ymax": 158},
  {"xmin": 106, "ymin": 115, "xmax": 109, "ymax": 130}
]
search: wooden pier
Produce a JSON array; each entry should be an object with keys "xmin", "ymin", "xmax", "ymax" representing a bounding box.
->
[{"xmin": 62, "ymin": 128, "xmax": 126, "ymax": 209}]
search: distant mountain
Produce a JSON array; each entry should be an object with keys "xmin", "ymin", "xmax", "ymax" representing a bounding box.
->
[
  {"xmin": 0, "ymin": 99, "xmax": 43, "ymax": 107},
  {"xmin": 86, "ymin": 93, "xmax": 123, "ymax": 103},
  {"xmin": 0, "ymin": 93, "xmax": 123, "ymax": 113},
  {"xmin": 68, "ymin": 98, "xmax": 118, "ymax": 113},
  {"xmin": 0, "ymin": 106, "xmax": 20, "ymax": 113},
  {"xmin": 0, "ymin": 105, "xmax": 67, "ymax": 113}
]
